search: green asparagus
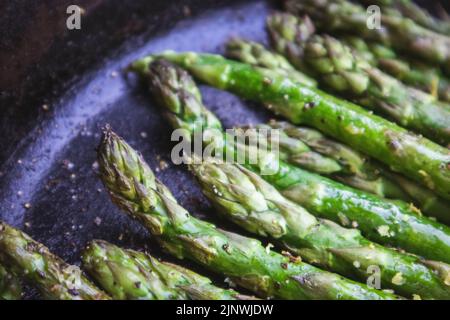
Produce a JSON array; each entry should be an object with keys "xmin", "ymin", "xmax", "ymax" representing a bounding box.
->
[
  {"xmin": 83, "ymin": 240, "xmax": 252, "ymax": 300},
  {"xmin": 129, "ymin": 57, "xmax": 450, "ymax": 262},
  {"xmin": 358, "ymin": 0, "xmax": 450, "ymax": 35},
  {"xmin": 132, "ymin": 52, "xmax": 450, "ymax": 201},
  {"xmin": 267, "ymin": 12, "xmax": 450, "ymax": 145},
  {"xmin": 0, "ymin": 222, "xmax": 110, "ymax": 300},
  {"xmin": 190, "ymin": 159, "xmax": 450, "ymax": 299},
  {"xmin": 97, "ymin": 128, "xmax": 398, "ymax": 300},
  {"xmin": 337, "ymin": 36, "xmax": 450, "ymax": 103},
  {"xmin": 0, "ymin": 264, "xmax": 22, "ymax": 300},
  {"xmin": 283, "ymin": 0, "xmax": 450, "ymax": 72}
]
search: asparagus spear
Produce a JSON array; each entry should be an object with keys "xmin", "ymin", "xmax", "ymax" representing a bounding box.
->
[
  {"xmin": 357, "ymin": 0, "xmax": 450, "ymax": 35},
  {"xmin": 267, "ymin": 12, "xmax": 450, "ymax": 145},
  {"xmin": 226, "ymin": 38, "xmax": 317, "ymax": 87},
  {"xmin": 283, "ymin": 0, "xmax": 450, "ymax": 72},
  {"xmin": 0, "ymin": 222, "xmax": 110, "ymax": 300},
  {"xmin": 129, "ymin": 58, "xmax": 450, "ymax": 262},
  {"xmin": 341, "ymin": 36, "xmax": 450, "ymax": 102},
  {"xmin": 132, "ymin": 53, "xmax": 450, "ymax": 202},
  {"xmin": 0, "ymin": 264, "xmax": 22, "ymax": 300},
  {"xmin": 83, "ymin": 240, "xmax": 252, "ymax": 300},
  {"xmin": 190, "ymin": 159, "xmax": 450, "ymax": 299},
  {"xmin": 97, "ymin": 128, "xmax": 398, "ymax": 300},
  {"xmin": 265, "ymin": 121, "xmax": 450, "ymax": 225}
]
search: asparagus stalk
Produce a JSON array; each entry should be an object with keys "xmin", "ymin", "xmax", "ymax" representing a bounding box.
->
[
  {"xmin": 83, "ymin": 240, "xmax": 252, "ymax": 300},
  {"xmin": 226, "ymin": 38, "xmax": 317, "ymax": 87},
  {"xmin": 129, "ymin": 58, "xmax": 450, "ymax": 263},
  {"xmin": 132, "ymin": 52, "xmax": 450, "ymax": 202},
  {"xmin": 283, "ymin": 0, "xmax": 450, "ymax": 72},
  {"xmin": 335, "ymin": 36, "xmax": 450, "ymax": 103},
  {"xmin": 267, "ymin": 12, "xmax": 450, "ymax": 145},
  {"xmin": 97, "ymin": 128, "xmax": 398, "ymax": 300},
  {"xmin": 190, "ymin": 159, "xmax": 450, "ymax": 299},
  {"xmin": 0, "ymin": 222, "xmax": 110, "ymax": 300},
  {"xmin": 0, "ymin": 264, "xmax": 22, "ymax": 300},
  {"xmin": 357, "ymin": 0, "xmax": 450, "ymax": 35}
]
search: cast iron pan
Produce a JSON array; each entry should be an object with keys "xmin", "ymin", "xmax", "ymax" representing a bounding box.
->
[{"xmin": 0, "ymin": 0, "xmax": 448, "ymax": 299}]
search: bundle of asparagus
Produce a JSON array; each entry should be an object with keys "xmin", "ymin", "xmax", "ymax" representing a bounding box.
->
[
  {"xmin": 191, "ymin": 160, "xmax": 450, "ymax": 299},
  {"xmin": 135, "ymin": 52, "xmax": 450, "ymax": 201},
  {"xmin": 266, "ymin": 12, "xmax": 450, "ymax": 145},
  {"xmin": 130, "ymin": 57, "xmax": 450, "ymax": 264},
  {"xmin": 341, "ymin": 36, "xmax": 450, "ymax": 102},
  {"xmin": 4, "ymin": 0, "xmax": 450, "ymax": 301},
  {"xmin": 97, "ymin": 128, "xmax": 397, "ymax": 300},
  {"xmin": 283, "ymin": 0, "xmax": 450, "ymax": 73},
  {"xmin": 82, "ymin": 240, "xmax": 254, "ymax": 300},
  {"xmin": 141, "ymin": 59, "xmax": 450, "ymax": 299},
  {"xmin": 357, "ymin": 0, "xmax": 450, "ymax": 35},
  {"xmin": 0, "ymin": 264, "xmax": 22, "ymax": 300}
]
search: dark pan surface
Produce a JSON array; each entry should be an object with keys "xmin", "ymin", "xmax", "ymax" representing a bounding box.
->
[{"xmin": 0, "ymin": 0, "xmax": 274, "ymax": 298}]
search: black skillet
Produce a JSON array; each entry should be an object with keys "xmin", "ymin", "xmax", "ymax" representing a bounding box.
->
[{"xmin": 0, "ymin": 0, "xmax": 448, "ymax": 299}]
